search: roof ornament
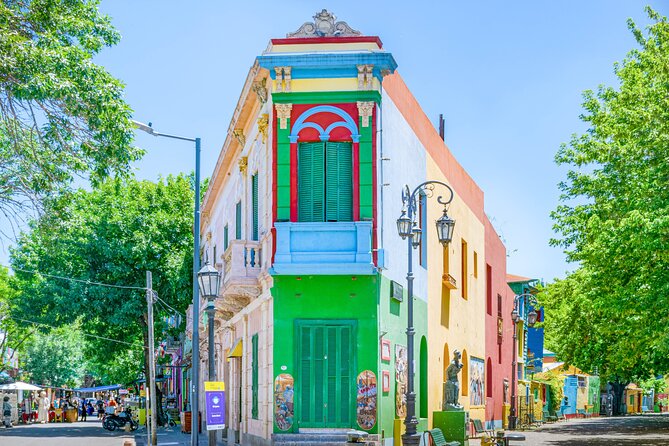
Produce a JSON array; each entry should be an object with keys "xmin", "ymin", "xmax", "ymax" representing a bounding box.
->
[{"xmin": 287, "ymin": 9, "xmax": 361, "ymax": 38}]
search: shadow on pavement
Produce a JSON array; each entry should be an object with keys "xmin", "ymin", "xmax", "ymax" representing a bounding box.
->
[
  {"xmin": 535, "ymin": 415, "xmax": 669, "ymax": 437},
  {"xmin": 0, "ymin": 420, "xmax": 132, "ymax": 439}
]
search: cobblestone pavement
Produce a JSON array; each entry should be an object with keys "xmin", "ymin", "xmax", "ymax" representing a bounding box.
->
[
  {"xmin": 505, "ymin": 414, "xmax": 669, "ymax": 446},
  {"xmin": 0, "ymin": 419, "xmax": 133, "ymax": 446}
]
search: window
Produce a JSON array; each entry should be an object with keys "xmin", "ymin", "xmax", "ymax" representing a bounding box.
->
[
  {"xmin": 252, "ymin": 333, "xmax": 259, "ymax": 419},
  {"xmin": 473, "ymin": 251, "xmax": 478, "ymax": 278},
  {"xmin": 461, "ymin": 350, "xmax": 469, "ymax": 396},
  {"xmin": 223, "ymin": 225, "xmax": 229, "ymax": 250},
  {"xmin": 213, "ymin": 245, "xmax": 217, "ymax": 265},
  {"xmin": 235, "ymin": 201, "xmax": 242, "ymax": 239},
  {"xmin": 486, "ymin": 264, "xmax": 492, "ymax": 315},
  {"xmin": 461, "ymin": 239, "xmax": 468, "ymax": 299},
  {"xmin": 252, "ymin": 173, "xmax": 259, "ymax": 241},
  {"xmin": 497, "ymin": 293, "xmax": 503, "ymax": 317},
  {"xmin": 298, "ymin": 142, "xmax": 352, "ymax": 222},
  {"xmin": 486, "ymin": 358, "xmax": 493, "ymax": 398},
  {"xmin": 419, "ymin": 192, "xmax": 427, "ymax": 267}
]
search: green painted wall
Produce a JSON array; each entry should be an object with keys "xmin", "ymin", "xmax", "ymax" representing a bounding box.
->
[
  {"xmin": 377, "ymin": 275, "xmax": 428, "ymax": 441},
  {"xmin": 276, "ymin": 118, "xmax": 291, "ymax": 221},
  {"xmin": 358, "ymin": 116, "xmax": 374, "ymax": 220},
  {"xmin": 272, "ymin": 275, "xmax": 379, "ymax": 433}
]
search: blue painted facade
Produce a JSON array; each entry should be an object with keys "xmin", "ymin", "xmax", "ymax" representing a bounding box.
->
[
  {"xmin": 272, "ymin": 221, "xmax": 375, "ymax": 275},
  {"xmin": 257, "ymin": 53, "xmax": 398, "ymax": 81}
]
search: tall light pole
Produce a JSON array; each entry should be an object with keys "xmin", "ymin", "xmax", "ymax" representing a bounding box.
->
[
  {"xmin": 396, "ymin": 181, "xmax": 455, "ymax": 446},
  {"xmin": 197, "ymin": 261, "xmax": 221, "ymax": 446},
  {"xmin": 509, "ymin": 293, "xmax": 538, "ymax": 430},
  {"xmin": 132, "ymin": 120, "xmax": 202, "ymax": 446}
]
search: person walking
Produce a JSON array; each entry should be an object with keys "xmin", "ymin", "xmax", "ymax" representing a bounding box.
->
[
  {"xmin": 96, "ymin": 399, "xmax": 104, "ymax": 420},
  {"xmin": 3, "ymin": 396, "xmax": 12, "ymax": 428},
  {"xmin": 80, "ymin": 398, "xmax": 87, "ymax": 422}
]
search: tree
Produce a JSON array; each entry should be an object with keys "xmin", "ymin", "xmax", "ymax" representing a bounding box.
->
[
  {"xmin": 22, "ymin": 324, "xmax": 86, "ymax": 387},
  {"xmin": 0, "ymin": 266, "xmax": 35, "ymax": 375},
  {"xmin": 0, "ymin": 0, "xmax": 141, "ymax": 232},
  {"xmin": 9, "ymin": 174, "xmax": 194, "ymax": 384},
  {"xmin": 546, "ymin": 7, "xmax": 669, "ymax": 383}
]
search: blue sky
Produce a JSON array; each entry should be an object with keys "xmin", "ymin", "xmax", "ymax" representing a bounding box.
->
[{"xmin": 2, "ymin": 1, "xmax": 667, "ymax": 281}]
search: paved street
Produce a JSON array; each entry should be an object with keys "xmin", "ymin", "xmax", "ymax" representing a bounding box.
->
[
  {"xmin": 0, "ymin": 420, "xmax": 133, "ymax": 446},
  {"xmin": 509, "ymin": 414, "xmax": 669, "ymax": 445}
]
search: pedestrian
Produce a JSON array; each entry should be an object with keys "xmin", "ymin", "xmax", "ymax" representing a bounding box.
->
[
  {"xmin": 80, "ymin": 398, "xmax": 87, "ymax": 422},
  {"xmin": 96, "ymin": 399, "xmax": 104, "ymax": 420},
  {"xmin": 37, "ymin": 391, "xmax": 49, "ymax": 424},
  {"xmin": 3, "ymin": 396, "xmax": 12, "ymax": 428}
]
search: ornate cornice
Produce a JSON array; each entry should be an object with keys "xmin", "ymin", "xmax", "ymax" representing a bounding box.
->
[
  {"xmin": 275, "ymin": 103, "xmax": 292, "ymax": 130},
  {"xmin": 357, "ymin": 101, "xmax": 374, "ymax": 128},
  {"xmin": 287, "ymin": 10, "xmax": 361, "ymax": 38},
  {"xmin": 251, "ymin": 77, "xmax": 268, "ymax": 104},
  {"xmin": 257, "ymin": 114, "xmax": 269, "ymax": 143},
  {"xmin": 233, "ymin": 129, "xmax": 246, "ymax": 147},
  {"xmin": 238, "ymin": 156, "xmax": 248, "ymax": 174}
]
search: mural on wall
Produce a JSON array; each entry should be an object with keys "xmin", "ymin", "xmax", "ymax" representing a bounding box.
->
[
  {"xmin": 274, "ymin": 374, "xmax": 294, "ymax": 431},
  {"xmin": 470, "ymin": 357, "xmax": 485, "ymax": 406},
  {"xmin": 356, "ymin": 370, "xmax": 377, "ymax": 430},
  {"xmin": 395, "ymin": 344, "xmax": 407, "ymax": 418}
]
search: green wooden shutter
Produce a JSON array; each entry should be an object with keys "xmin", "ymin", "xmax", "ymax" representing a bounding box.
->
[
  {"xmin": 252, "ymin": 333, "xmax": 258, "ymax": 419},
  {"xmin": 251, "ymin": 173, "xmax": 259, "ymax": 241},
  {"xmin": 235, "ymin": 201, "xmax": 242, "ymax": 239},
  {"xmin": 325, "ymin": 142, "xmax": 353, "ymax": 222},
  {"xmin": 298, "ymin": 142, "xmax": 325, "ymax": 222},
  {"xmin": 300, "ymin": 325, "xmax": 313, "ymax": 423},
  {"xmin": 223, "ymin": 225, "xmax": 229, "ymax": 250}
]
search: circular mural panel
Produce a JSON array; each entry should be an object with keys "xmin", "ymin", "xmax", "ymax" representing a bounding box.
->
[
  {"xmin": 357, "ymin": 370, "xmax": 377, "ymax": 430},
  {"xmin": 274, "ymin": 374, "xmax": 294, "ymax": 431}
]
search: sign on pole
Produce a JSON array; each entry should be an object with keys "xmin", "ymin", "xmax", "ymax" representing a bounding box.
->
[{"xmin": 204, "ymin": 381, "xmax": 226, "ymax": 431}]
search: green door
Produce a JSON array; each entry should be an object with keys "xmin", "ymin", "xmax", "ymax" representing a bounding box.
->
[{"xmin": 297, "ymin": 321, "xmax": 355, "ymax": 428}]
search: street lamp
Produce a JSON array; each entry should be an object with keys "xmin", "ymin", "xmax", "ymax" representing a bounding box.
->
[
  {"xmin": 396, "ymin": 181, "xmax": 455, "ymax": 446},
  {"xmin": 509, "ymin": 292, "xmax": 539, "ymax": 430},
  {"xmin": 132, "ymin": 120, "xmax": 203, "ymax": 446},
  {"xmin": 198, "ymin": 261, "xmax": 221, "ymax": 446}
]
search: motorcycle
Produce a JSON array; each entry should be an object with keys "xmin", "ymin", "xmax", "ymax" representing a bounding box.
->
[{"xmin": 102, "ymin": 407, "xmax": 138, "ymax": 432}]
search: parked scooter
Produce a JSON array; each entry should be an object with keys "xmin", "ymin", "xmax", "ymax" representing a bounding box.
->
[{"xmin": 102, "ymin": 407, "xmax": 138, "ymax": 431}]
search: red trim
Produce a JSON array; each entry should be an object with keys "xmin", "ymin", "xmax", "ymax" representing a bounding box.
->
[
  {"xmin": 271, "ymin": 36, "xmax": 383, "ymax": 48},
  {"xmin": 272, "ymin": 109, "xmax": 278, "ymax": 263},
  {"xmin": 371, "ymin": 106, "xmax": 378, "ymax": 266},
  {"xmin": 352, "ymin": 141, "xmax": 360, "ymax": 221},
  {"xmin": 290, "ymin": 142, "xmax": 298, "ymax": 222}
]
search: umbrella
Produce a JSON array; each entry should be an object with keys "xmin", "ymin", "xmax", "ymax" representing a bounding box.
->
[{"xmin": 0, "ymin": 381, "xmax": 42, "ymax": 391}]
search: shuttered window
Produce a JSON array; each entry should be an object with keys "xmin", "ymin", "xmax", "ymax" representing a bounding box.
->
[
  {"xmin": 252, "ymin": 173, "xmax": 259, "ymax": 241},
  {"xmin": 326, "ymin": 142, "xmax": 353, "ymax": 222},
  {"xmin": 252, "ymin": 333, "xmax": 259, "ymax": 419},
  {"xmin": 235, "ymin": 201, "xmax": 242, "ymax": 239},
  {"xmin": 298, "ymin": 142, "xmax": 352, "ymax": 222}
]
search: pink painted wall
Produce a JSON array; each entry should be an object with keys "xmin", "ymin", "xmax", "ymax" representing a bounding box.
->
[{"xmin": 484, "ymin": 217, "xmax": 515, "ymax": 425}]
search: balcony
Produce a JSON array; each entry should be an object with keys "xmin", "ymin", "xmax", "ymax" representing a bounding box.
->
[
  {"xmin": 218, "ymin": 240, "xmax": 264, "ymax": 314},
  {"xmin": 442, "ymin": 273, "xmax": 457, "ymax": 290},
  {"xmin": 272, "ymin": 221, "xmax": 374, "ymax": 275}
]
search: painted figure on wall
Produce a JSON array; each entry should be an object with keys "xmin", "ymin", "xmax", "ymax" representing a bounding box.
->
[
  {"xmin": 395, "ymin": 345, "xmax": 407, "ymax": 417},
  {"xmin": 274, "ymin": 374, "xmax": 294, "ymax": 431},
  {"xmin": 37, "ymin": 391, "xmax": 49, "ymax": 423},
  {"xmin": 356, "ymin": 370, "xmax": 377, "ymax": 430},
  {"xmin": 443, "ymin": 350, "xmax": 464, "ymax": 410},
  {"xmin": 470, "ymin": 357, "xmax": 485, "ymax": 406}
]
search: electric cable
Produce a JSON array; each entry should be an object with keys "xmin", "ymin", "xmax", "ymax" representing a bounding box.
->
[{"xmin": 1, "ymin": 263, "xmax": 147, "ymax": 291}]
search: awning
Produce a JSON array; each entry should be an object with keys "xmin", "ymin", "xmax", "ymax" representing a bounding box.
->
[
  {"xmin": 73, "ymin": 384, "xmax": 122, "ymax": 393},
  {"xmin": 227, "ymin": 339, "xmax": 243, "ymax": 358}
]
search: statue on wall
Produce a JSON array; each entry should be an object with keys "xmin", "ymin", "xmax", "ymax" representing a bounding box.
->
[{"xmin": 443, "ymin": 350, "xmax": 464, "ymax": 411}]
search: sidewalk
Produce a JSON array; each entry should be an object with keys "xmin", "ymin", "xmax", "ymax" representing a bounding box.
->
[{"xmin": 133, "ymin": 427, "xmax": 227, "ymax": 446}]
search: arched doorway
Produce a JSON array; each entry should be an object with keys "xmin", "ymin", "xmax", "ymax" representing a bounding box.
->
[{"xmin": 486, "ymin": 357, "xmax": 493, "ymax": 398}]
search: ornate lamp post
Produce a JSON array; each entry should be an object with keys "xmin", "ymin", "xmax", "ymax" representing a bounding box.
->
[
  {"xmin": 396, "ymin": 181, "xmax": 455, "ymax": 446},
  {"xmin": 197, "ymin": 261, "xmax": 221, "ymax": 446},
  {"xmin": 509, "ymin": 293, "xmax": 538, "ymax": 430}
]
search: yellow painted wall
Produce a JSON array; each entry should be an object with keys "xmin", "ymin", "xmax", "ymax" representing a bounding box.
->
[
  {"xmin": 272, "ymin": 77, "xmax": 380, "ymax": 93},
  {"xmin": 425, "ymin": 155, "xmax": 487, "ymax": 426}
]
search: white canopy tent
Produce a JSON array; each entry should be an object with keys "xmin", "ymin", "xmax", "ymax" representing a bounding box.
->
[{"xmin": 0, "ymin": 381, "xmax": 42, "ymax": 391}]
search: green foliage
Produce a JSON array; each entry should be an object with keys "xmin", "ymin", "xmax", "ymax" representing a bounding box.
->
[
  {"xmin": 639, "ymin": 377, "xmax": 667, "ymax": 394},
  {"xmin": 546, "ymin": 7, "xmax": 669, "ymax": 381},
  {"xmin": 535, "ymin": 372, "xmax": 565, "ymax": 413},
  {"xmin": 23, "ymin": 323, "xmax": 86, "ymax": 387},
  {"xmin": 9, "ymin": 175, "xmax": 194, "ymax": 383},
  {"xmin": 87, "ymin": 347, "xmax": 144, "ymax": 386},
  {"xmin": 0, "ymin": 266, "xmax": 35, "ymax": 374},
  {"xmin": 0, "ymin": 0, "xmax": 141, "ymax": 227}
]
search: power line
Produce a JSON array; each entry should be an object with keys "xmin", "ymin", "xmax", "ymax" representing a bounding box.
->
[
  {"xmin": 1, "ymin": 264, "xmax": 147, "ymax": 291},
  {"xmin": 10, "ymin": 317, "xmax": 148, "ymax": 350},
  {"xmin": 154, "ymin": 293, "xmax": 184, "ymax": 317}
]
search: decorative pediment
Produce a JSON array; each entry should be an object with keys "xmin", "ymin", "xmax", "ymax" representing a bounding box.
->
[{"xmin": 287, "ymin": 9, "xmax": 361, "ymax": 38}]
